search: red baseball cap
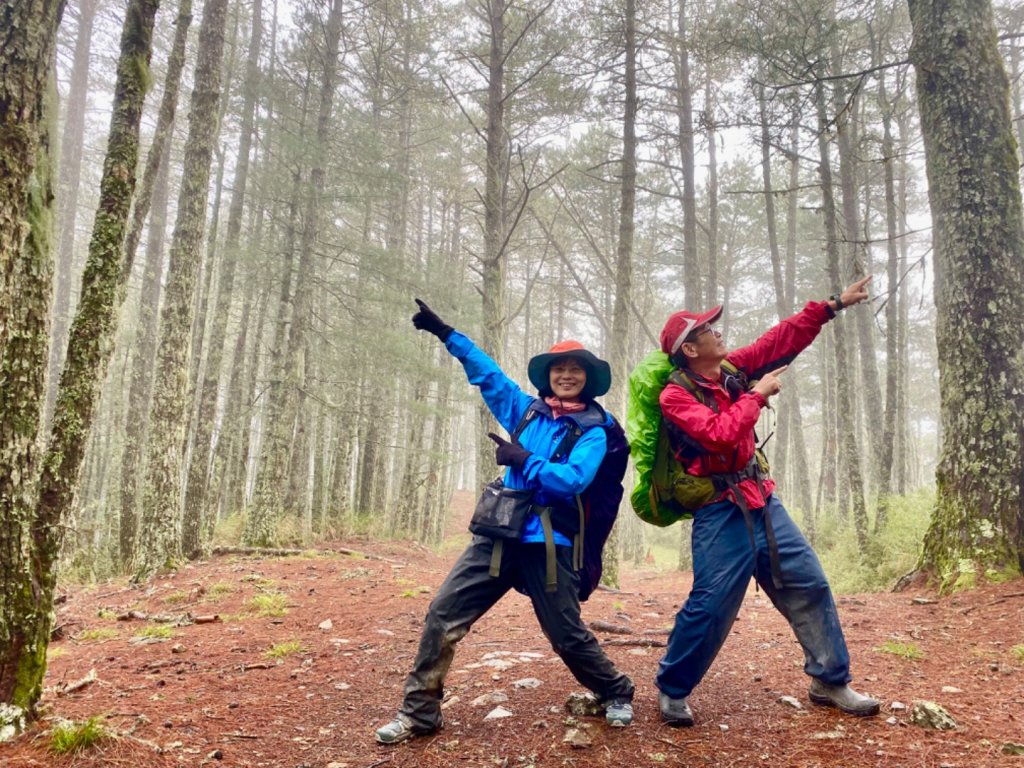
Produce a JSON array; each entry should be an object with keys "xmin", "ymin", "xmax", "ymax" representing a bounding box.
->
[{"xmin": 660, "ymin": 306, "xmax": 723, "ymax": 355}]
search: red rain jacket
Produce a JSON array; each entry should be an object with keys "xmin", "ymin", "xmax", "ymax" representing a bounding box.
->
[{"xmin": 659, "ymin": 301, "xmax": 834, "ymax": 511}]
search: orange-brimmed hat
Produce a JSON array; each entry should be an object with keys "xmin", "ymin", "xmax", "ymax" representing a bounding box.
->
[{"xmin": 527, "ymin": 340, "xmax": 611, "ymax": 399}]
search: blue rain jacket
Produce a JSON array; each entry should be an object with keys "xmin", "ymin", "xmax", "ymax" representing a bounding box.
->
[{"xmin": 446, "ymin": 331, "xmax": 610, "ymax": 546}]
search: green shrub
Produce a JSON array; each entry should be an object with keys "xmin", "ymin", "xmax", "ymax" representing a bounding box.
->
[
  {"xmin": 815, "ymin": 489, "xmax": 933, "ymax": 593},
  {"xmin": 50, "ymin": 717, "xmax": 107, "ymax": 754},
  {"xmin": 1011, "ymin": 645, "xmax": 1024, "ymax": 662}
]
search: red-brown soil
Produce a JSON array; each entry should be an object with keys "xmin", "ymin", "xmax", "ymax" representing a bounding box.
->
[{"xmin": 2, "ymin": 533, "xmax": 1022, "ymax": 768}]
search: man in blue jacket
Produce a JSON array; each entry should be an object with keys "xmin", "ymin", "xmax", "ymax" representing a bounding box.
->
[{"xmin": 375, "ymin": 300, "xmax": 634, "ymax": 744}]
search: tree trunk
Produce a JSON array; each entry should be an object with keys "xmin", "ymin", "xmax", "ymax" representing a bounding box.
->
[
  {"xmin": 909, "ymin": 0, "xmax": 1024, "ymax": 582},
  {"xmin": 814, "ymin": 81, "xmax": 868, "ymax": 550},
  {"xmin": 0, "ymin": 0, "xmax": 66, "ymax": 718},
  {"xmin": 45, "ymin": 0, "xmax": 98, "ymax": 427},
  {"xmin": 136, "ymin": 0, "xmax": 229, "ymax": 579},
  {"xmin": 604, "ymin": 0, "xmax": 638, "ymax": 591},
  {"xmin": 674, "ymin": 0, "xmax": 700, "ymax": 306},
  {"xmin": 119, "ymin": 0, "xmax": 193, "ymax": 565},
  {"xmin": 246, "ymin": 0, "xmax": 342, "ymax": 545},
  {"xmin": 477, "ymin": 0, "xmax": 511, "ymax": 492},
  {"xmin": 182, "ymin": 0, "xmax": 263, "ymax": 558}
]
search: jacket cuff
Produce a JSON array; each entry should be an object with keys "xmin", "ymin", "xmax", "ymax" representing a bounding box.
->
[{"xmin": 751, "ymin": 391, "xmax": 768, "ymax": 409}]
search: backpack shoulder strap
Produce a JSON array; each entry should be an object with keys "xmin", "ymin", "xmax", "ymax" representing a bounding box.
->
[
  {"xmin": 511, "ymin": 402, "xmax": 541, "ymax": 442},
  {"xmin": 668, "ymin": 368, "xmax": 714, "ymax": 412}
]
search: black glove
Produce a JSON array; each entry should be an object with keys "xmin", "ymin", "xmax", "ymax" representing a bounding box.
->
[
  {"xmin": 487, "ymin": 432, "xmax": 532, "ymax": 470},
  {"xmin": 412, "ymin": 298, "xmax": 454, "ymax": 341}
]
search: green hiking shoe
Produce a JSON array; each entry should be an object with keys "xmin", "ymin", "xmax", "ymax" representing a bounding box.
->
[
  {"xmin": 375, "ymin": 717, "xmax": 415, "ymax": 745},
  {"xmin": 605, "ymin": 701, "xmax": 634, "ymax": 727}
]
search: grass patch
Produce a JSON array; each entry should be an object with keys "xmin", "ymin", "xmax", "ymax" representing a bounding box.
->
[
  {"xmin": 48, "ymin": 646, "xmax": 67, "ymax": 660},
  {"xmin": 50, "ymin": 717, "xmax": 108, "ymax": 754},
  {"xmin": 264, "ymin": 640, "xmax": 305, "ymax": 659},
  {"xmin": 1011, "ymin": 645, "xmax": 1024, "ymax": 662},
  {"xmin": 398, "ymin": 586, "xmax": 431, "ymax": 598},
  {"xmin": 876, "ymin": 640, "xmax": 924, "ymax": 660},
  {"xmin": 206, "ymin": 582, "xmax": 237, "ymax": 599},
  {"xmin": 163, "ymin": 591, "xmax": 189, "ymax": 604},
  {"xmin": 96, "ymin": 609, "xmax": 117, "ymax": 620},
  {"xmin": 240, "ymin": 574, "xmax": 276, "ymax": 590},
  {"xmin": 133, "ymin": 624, "xmax": 174, "ymax": 640},
  {"xmin": 74, "ymin": 628, "xmax": 119, "ymax": 643},
  {"xmin": 245, "ymin": 592, "xmax": 289, "ymax": 617}
]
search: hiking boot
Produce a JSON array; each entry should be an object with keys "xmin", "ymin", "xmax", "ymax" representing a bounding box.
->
[
  {"xmin": 658, "ymin": 692, "xmax": 694, "ymax": 727},
  {"xmin": 605, "ymin": 701, "xmax": 633, "ymax": 728},
  {"xmin": 808, "ymin": 679, "xmax": 880, "ymax": 717},
  {"xmin": 375, "ymin": 717, "xmax": 418, "ymax": 744}
]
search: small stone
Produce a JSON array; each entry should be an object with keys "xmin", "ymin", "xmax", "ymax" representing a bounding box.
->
[
  {"xmin": 940, "ymin": 686, "xmax": 961, "ymax": 694},
  {"xmin": 227, "ymin": 701, "xmax": 239, "ymax": 709},
  {"xmin": 778, "ymin": 695, "xmax": 802, "ymax": 709},
  {"xmin": 909, "ymin": 700, "xmax": 957, "ymax": 730},
  {"xmin": 565, "ymin": 692, "xmax": 603, "ymax": 717},
  {"xmin": 326, "ymin": 762, "xmax": 349, "ymax": 768},
  {"xmin": 318, "ymin": 619, "xmax": 333, "ymax": 631},
  {"xmin": 753, "ymin": 675, "xmax": 762, "ymax": 682},
  {"xmin": 719, "ymin": 724, "xmax": 729, "ymax": 732},
  {"xmin": 563, "ymin": 727, "xmax": 592, "ymax": 748},
  {"xmin": 207, "ymin": 750, "xmax": 223, "ymax": 760},
  {"xmin": 471, "ymin": 691, "xmax": 508, "ymax": 707},
  {"xmin": 890, "ymin": 701, "xmax": 907, "ymax": 711},
  {"xmin": 484, "ymin": 706, "xmax": 513, "ymax": 721},
  {"xmin": 171, "ymin": 644, "xmax": 186, "ymax": 654},
  {"xmin": 441, "ymin": 695, "xmax": 460, "ymax": 710},
  {"xmin": 513, "ymin": 678, "xmax": 542, "ymax": 689},
  {"xmin": 1001, "ymin": 743, "xmax": 1024, "ymax": 756},
  {"xmin": 812, "ymin": 730, "xmax": 845, "ymax": 740},
  {"xmin": 375, "ymin": 629, "xmax": 394, "ymax": 637},
  {"xmin": 885, "ymin": 716, "xmax": 898, "ymax": 725},
  {"xmin": 333, "ymin": 682, "xmax": 350, "ymax": 690}
]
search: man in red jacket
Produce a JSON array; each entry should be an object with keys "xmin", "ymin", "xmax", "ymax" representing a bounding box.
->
[{"xmin": 655, "ymin": 276, "xmax": 880, "ymax": 726}]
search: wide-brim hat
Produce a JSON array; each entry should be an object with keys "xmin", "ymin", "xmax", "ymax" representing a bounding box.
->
[
  {"xmin": 527, "ymin": 340, "xmax": 612, "ymax": 399},
  {"xmin": 660, "ymin": 305, "xmax": 723, "ymax": 355}
]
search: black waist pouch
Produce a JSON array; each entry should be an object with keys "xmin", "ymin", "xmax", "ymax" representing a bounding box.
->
[{"xmin": 469, "ymin": 479, "xmax": 534, "ymax": 539}]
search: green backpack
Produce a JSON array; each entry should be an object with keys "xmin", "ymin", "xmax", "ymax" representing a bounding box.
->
[{"xmin": 626, "ymin": 350, "xmax": 769, "ymax": 527}]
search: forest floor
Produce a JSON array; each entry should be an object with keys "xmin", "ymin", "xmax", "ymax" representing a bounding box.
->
[{"xmin": 3, "ymin": 501, "xmax": 1023, "ymax": 768}]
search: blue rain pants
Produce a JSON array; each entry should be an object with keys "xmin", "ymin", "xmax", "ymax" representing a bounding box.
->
[{"xmin": 656, "ymin": 494, "xmax": 851, "ymax": 699}]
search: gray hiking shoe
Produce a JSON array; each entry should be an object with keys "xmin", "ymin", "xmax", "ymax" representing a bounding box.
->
[
  {"xmin": 658, "ymin": 692, "xmax": 694, "ymax": 727},
  {"xmin": 808, "ymin": 679, "xmax": 880, "ymax": 717},
  {"xmin": 605, "ymin": 701, "xmax": 633, "ymax": 727},
  {"xmin": 375, "ymin": 717, "xmax": 416, "ymax": 744}
]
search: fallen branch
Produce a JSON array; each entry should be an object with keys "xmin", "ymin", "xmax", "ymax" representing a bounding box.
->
[
  {"xmin": 57, "ymin": 668, "xmax": 98, "ymax": 696},
  {"xmin": 211, "ymin": 545, "xmax": 401, "ymax": 564},
  {"xmin": 223, "ymin": 732, "xmax": 260, "ymax": 739},
  {"xmin": 961, "ymin": 591, "xmax": 1024, "ymax": 615},
  {"xmin": 117, "ymin": 610, "xmax": 149, "ymax": 621},
  {"xmin": 239, "ymin": 662, "xmax": 276, "ymax": 671},
  {"xmin": 212, "ymin": 546, "xmax": 305, "ymax": 557},
  {"xmin": 654, "ymin": 735, "xmax": 702, "ymax": 751},
  {"xmin": 589, "ymin": 620, "xmax": 633, "ymax": 635},
  {"xmin": 193, "ymin": 614, "xmax": 220, "ymax": 624},
  {"xmin": 601, "ymin": 637, "xmax": 667, "ymax": 647}
]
